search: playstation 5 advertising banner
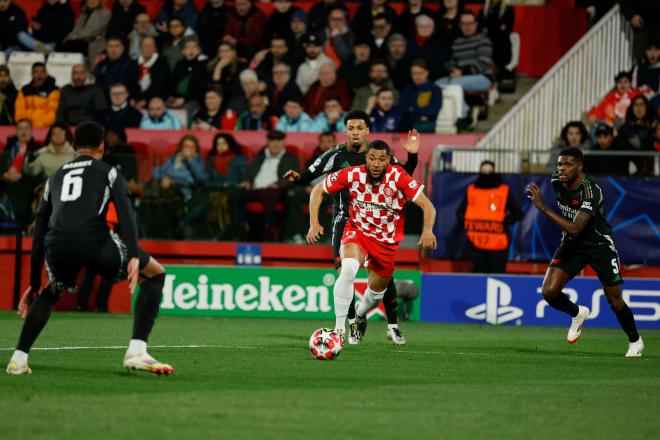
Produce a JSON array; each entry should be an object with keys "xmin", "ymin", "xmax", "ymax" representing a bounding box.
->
[{"xmin": 421, "ymin": 274, "xmax": 660, "ymax": 329}]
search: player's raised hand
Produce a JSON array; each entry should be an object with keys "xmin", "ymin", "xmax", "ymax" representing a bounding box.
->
[
  {"xmin": 525, "ymin": 183, "xmax": 546, "ymax": 210},
  {"xmin": 306, "ymin": 223, "xmax": 324, "ymax": 244},
  {"xmin": 127, "ymin": 258, "xmax": 140, "ymax": 295},
  {"xmin": 402, "ymin": 129, "xmax": 420, "ymax": 154},
  {"xmin": 283, "ymin": 170, "xmax": 301, "ymax": 182},
  {"xmin": 418, "ymin": 230, "xmax": 437, "ymax": 251},
  {"xmin": 18, "ymin": 286, "xmax": 36, "ymax": 319}
]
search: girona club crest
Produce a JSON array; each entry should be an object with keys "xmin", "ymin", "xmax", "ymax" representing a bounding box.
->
[{"xmin": 383, "ymin": 187, "xmax": 393, "ymax": 197}]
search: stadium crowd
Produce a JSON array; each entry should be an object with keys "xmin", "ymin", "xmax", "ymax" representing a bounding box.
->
[{"xmin": 0, "ymin": 0, "xmax": 658, "ymax": 242}]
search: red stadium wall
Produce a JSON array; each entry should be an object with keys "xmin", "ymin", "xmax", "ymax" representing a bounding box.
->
[{"xmin": 12, "ymin": 1, "xmax": 587, "ymax": 78}]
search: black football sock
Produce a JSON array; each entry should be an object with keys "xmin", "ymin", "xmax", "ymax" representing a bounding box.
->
[
  {"xmin": 132, "ymin": 273, "xmax": 165, "ymax": 342},
  {"xmin": 384, "ymin": 279, "xmax": 399, "ymax": 325},
  {"xmin": 545, "ymin": 293, "xmax": 579, "ymax": 317},
  {"xmin": 347, "ymin": 295, "xmax": 356, "ymax": 320},
  {"xmin": 612, "ymin": 303, "xmax": 640, "ymax": 343},
  {"xmin": 17, "ymin": 288, "xmax": 59, "ymax": 353}
]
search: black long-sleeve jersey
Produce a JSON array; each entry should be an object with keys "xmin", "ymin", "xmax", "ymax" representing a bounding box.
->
[
  {"xmin": 31, "ymin": 155, "xmax": 139, "ymax": 289},
  {"xmin": 297, "ymin": 142, "xmax": 418, "ymax": 218}
]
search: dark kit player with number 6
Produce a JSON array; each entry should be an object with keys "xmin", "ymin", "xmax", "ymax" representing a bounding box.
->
[
  {"xmin": 7, "ymin": 122, "xmax": 173, "ymax": 375},
  {"xmin": 526, "ymin": 147, "xmax": 643, "ymax": 357}
]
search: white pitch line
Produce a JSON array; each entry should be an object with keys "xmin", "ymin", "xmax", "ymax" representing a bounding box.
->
[{"xmin": 0, "ymin": 344, "xmax": 254, "ymax": 352}]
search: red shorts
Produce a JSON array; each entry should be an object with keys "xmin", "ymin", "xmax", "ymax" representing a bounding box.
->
[{"xmin": 340, "ymin": 223, "xmax": 398, "ymax": 278}]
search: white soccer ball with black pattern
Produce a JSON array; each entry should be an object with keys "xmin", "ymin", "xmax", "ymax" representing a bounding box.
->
[{"xmin": 309, "ymin": 328, "xmax": 343, "ymax": 360}]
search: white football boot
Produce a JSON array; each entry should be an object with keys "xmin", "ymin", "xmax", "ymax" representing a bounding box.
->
[
  {"xmin": 567, "ymin": 306, "xmax": 590, "ymax": 344},
  {"xmin": 6, "ymin": 359, "xmax": 31, "ymax": 375},
  {"xmin": 386, "ymin": 327, "xmax": 406, "ymax": 345},
  {"xmin": 123, "ymin": 352, "xmax": 174, "ymax": 375},
  {"xmin": 625, "ymin": 337, "xmax": 644, "ymax": 358}
]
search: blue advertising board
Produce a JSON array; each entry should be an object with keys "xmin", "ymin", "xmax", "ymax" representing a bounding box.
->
[{"xmin": 421, "ymin": 273, "xmax": 660, "ymax": 329}]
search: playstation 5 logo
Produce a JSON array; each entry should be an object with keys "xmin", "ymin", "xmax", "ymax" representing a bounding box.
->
[{"xmin": 465, "ymin": 278, "xmax": 524, "ymax": 324}]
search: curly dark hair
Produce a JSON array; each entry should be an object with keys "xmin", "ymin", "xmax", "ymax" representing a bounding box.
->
[
  {"xmin": 207, "ymin": 132, "xmax": 243, "ymax": 164},
  {"xmin": 560, "ymin": 121, "xmax": 589, "ymax": 146}
]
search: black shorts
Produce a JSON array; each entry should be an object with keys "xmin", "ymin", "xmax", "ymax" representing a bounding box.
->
[
  {"xmin": 44, "ymin": 232, "xmax": 151, "ymax": 292},
  {"xmin": 549, "ymin": 239, "xmax": 623, "ymax": 287},
  {"xmin": 332, "ymin": 216, "xmax": 348, "ymax": 269}
]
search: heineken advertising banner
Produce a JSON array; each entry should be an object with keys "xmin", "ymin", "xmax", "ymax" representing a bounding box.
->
[{"xmin": 151, "ymin": 265, "xmax": 422, "ymax": 321}]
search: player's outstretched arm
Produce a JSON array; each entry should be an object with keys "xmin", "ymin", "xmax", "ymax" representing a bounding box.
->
[
  {"xmin": 306, "ymin": 182, "xmax": 325, "ymax": 244},
  {"xmin": 526, "ymin": 183, "xmax": 590, "ymax": 237},
  {"xmin": 413, "ymin": 192, "xmax": 437, "ymax": 250}
]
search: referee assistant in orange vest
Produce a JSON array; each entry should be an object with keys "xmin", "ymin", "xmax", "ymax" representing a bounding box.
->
[{"xmin": 456, "ymin": 161, "xmax": 522, "ymax": 273}]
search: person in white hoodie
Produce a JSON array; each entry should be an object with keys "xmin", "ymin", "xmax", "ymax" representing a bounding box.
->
[{"xmin": 295, "ymin": 33, "xmax": 334, "ymax": 94}]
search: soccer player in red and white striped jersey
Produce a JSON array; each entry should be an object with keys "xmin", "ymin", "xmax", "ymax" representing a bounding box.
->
[{"xmin": 307, "ymin": 140, "xmax": 437, "ymax": 340}]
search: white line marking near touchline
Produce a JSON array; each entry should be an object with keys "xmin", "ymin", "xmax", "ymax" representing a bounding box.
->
[{"xmin": 0, "ymin": 344, "xmax": 257, "ymax": 352}]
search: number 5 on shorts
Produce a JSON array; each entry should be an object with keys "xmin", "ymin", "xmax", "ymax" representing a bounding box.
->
[{"xmin": 611, "ymin": 258, "xmax": 619, "ymax": 274}]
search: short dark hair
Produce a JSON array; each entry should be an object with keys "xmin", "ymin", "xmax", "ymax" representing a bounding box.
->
[
  {"xmin": 411, "ymin": 59, "xmax": 428, "ymax": 71},
  {"xmin": 344, "ymin": 109, "xmax": 370, "ymax": 127},
  {"xmin": 285, "ymin": 96, "xmax": 304, "ymax": 107},
  {"xmin": 32, "ymin": 62, "xmax": 46, "ymax": 70},
  {"xmin": 614, "ymin": 71, "xmax": 631, "ymax": 82},
  {"xmin": 267, "ymin": 130, "xmax": 286, "ymax": 141},
  {"xmin": 367, "ymin": 139, "xmax": 391, "ymax": 156},
  {"xmin": 74, "ymin": 121, "xmax": 105, "ymax": 150},
  {"xmin": 376, "ymin": 87, "xmax": 394, "ymax": 96},
  {"xmin": 480, "ymin": 160, "xmax": 495, "ymax": 170},
  {"xmin": 558, "ymin": 147, "xmax": 584, "ymax": 164}
]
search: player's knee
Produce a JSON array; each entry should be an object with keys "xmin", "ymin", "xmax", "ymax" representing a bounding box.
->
[
  {"xmin": 541, "ymin": 286, "xmax": 560, "ymax": 302},
  {"xmin": 340, "ymin": 258, "xmax": 360, "ymax": 279}
]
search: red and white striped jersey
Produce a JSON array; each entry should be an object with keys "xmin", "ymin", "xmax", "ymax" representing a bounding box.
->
[{"xmin": 323, "ymin": 164, "xmax": 424, "ymax": 244}]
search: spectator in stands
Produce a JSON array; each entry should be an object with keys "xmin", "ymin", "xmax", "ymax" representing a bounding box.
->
[
  {"xmin": 23, "ymin": 122, "xmax": 74, "ymax": 179},
  {"xmin": 208, "ymin": 41, "xmax": 248, "ymax": 102},
  {"xmin": 254, "ymin": 36, "xmax": 298, "ymax": 89},
  {"xmin": 56, "ymin": 64, "xmax": 107, "ymax": 126},
  {"xmin": 95, "ymin": 82, "xmax": 143, "ymax": 129},
  {"xmin": 351, "ymin": 0, "xmax": 397, "ymax": 38},
  {"xmin": 265, "ymin": 0, "xmax": 300, "ymax": 45},
  {"xmin": 616, "ymin": 95, "xmax": 657, "ymax": 175},
  {"xmin": 289, "ymin": 10, "xmax": 309, "ymax": 67},
  {"xmin": 584, "ymin": 123, "xmax": 629, "ymax": 175},
  {"xmin": 370, "ymin": 13, "xmax": 394, "ymax": 58},
  {"xmin": 307, "ymin": 0, "xmax": 346, "ymax": 35},
  {"xmin": 128, "ymin": 12, "xmax": 158, "ymax": 60},
  {"xmin": 456, "ymin": 160, "xmax": 521, "ymax": 274},
  {"xmin": 107, "ymin": 0, "xmax": 146, "ymax": 41},
  {"xmin": 620, "ymin": 0, "xmax": 660, "ymax": 62},
  {"xmin": 226, "ymin": 68, "xmax": 260, "ymax": 114},
  {"xmin": 135, "ymin": 36, "xmax": 171, "ymax": 109},
  {"xmin": 352, "ymin": 60, "xmax": 399, "ymax": 113},
  {"xmin": 190, "ymin": 88, "xmax": 236, "ymax": 130},
  {"xmin": 303, "ymin": 64, "xmax": 351, "ymax": 116},
  {"xmin": 1, "ymin": 120, "xmax": 39, "ymax": 184},
  {"xmin": 400, "ymin": 59, "xmax": 443, "ymax": 133},
  {"xmin": 155, "ymin": 0, "xmax": 198, "ymax": 34},
  {"xmin": 587, "ymin": 71, "xmax": 641, "ymax": 128},
  {"xmin": 94, "ymin": 36, "xmax": 139, "ymax": 96},
  {"xmin": 241, "ymin": 129, "xmax": 300, "ymax": 242},
  {"xmin": 296, "ymin": 33, "xmax": 334, "ymax": 94},
  {"xmin": 276, "ymin": 97, "xmax": 315, "ymax": 132},
  {"xmin": 102, "ymin": 126, "xmax": 137, "ymax": 184},
  {"xmin": 324, "ymin": 7, "xmax": 355, "ymax": 66},
  {"xmin": 408, "ymin": 14, "xmax": 450, "ymax": 80},
  {"xmin": 152, "ymin": 134, "xmax": 209, "ymax": 200},
  {"xmin": 312, "ymin": 97, "xmax": 346, "ymax": 132},
  {"xmin": 266, "ymin": 62, "xmax": 303, "ymax": 116},
  {"xmin": 385, "ymin": 33, "xmax": 412, "ymax": 91},
  {"xmin": 338, "ymin": 37, "xmax": 373, "ymax": 91},
  {"xmin": 436, "ymin": 11, "xmax": 493, "ymax": 101},
  {"xmin": 14, "ymin": 62, "xmax": 60, "ymax": 128},
  {"xmin": 395, "ymin": 0, "xmax": 436, "ymax": 37},
  {"xmin": 223, "ymin": 0, "xmax": 267, "ymax": 60},
  {"xmin": 436, "ymin": 0, "xmax": 464, "ymax": 43},
  {"xmin": 546, "ymin": 121, "xmax": 592, "ymax": 172},
  {"xmin": 168, "ymin": 39, "xmax": 208, "ymax": 112},
  {"xmin": 631, "ymin": 40, "xmax": 660, "ymax": 99},
  {"xmin": 0, "ymin": 65, "xmax": 18, "ymax": 126},
  {"xmin": 0, "ymin": 0, "xmax": 28, "ymax": 55},
  {"xmin": 17, "ymin": 0, "xmax": 73, "ymax": 54},
  {"xmin": 161, "ymin": 17, "xmax": 198, "ymax": 71},
  {"xmin": 478, "ymin": 0, "xmax": 515, "ymax": 88},
  {"xmin": 369, "ymin": 88, "xmax": 410, "ymax": 133},
  {"xmin": 140, "ymin": 97, "xmax": 183, "ymax": 130},
  {"xmin": 236, "ymin": 94, "xmax": 278, "ymax": 131},
  {"xmin": 61, "ymin": 0, "xmax": 111, "ymax": 62},
  {"xmin": 196, "ymin": 0, "xmax": 228, "ymax": 57},
  {"xmin": 654, "ymin": 121, "xmax": 660, "ymax": 151},
  {"xmin": 201, "ymin": 132, "xmax": 249, "ymax": 239}
]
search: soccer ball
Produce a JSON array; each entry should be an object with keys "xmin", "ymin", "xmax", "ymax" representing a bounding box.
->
[{"xmin": 309, "ymin": 328, "xmax": 343, "ymax": 360}]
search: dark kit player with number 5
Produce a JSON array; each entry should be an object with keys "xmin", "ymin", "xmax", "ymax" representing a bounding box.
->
[
  {"xmin": 526, "ymin": 147, "xmax": 643, "ymax": 357},
  {"xmin": 7, "ymin": 122, "xmax": 173, "ymax": 375}
]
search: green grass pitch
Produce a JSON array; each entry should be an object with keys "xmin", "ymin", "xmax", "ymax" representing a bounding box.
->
[{"xmin": 0, "ymin": 312, "xmax": 659, "ymax": 440}]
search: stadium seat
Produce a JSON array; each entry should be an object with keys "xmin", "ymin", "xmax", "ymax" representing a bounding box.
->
[
  {"xmin": 46, "ymin": 52, "xmax": 85, "ymax": 88},
  {"xmin": 169, "ymin": 108, "xmax": 188, "ymax": 129},
  {"xmin": 435, "ymin": 85, "xmax": 464, "ymax": 134},
  {"xmin": 7, "ymin": 51, "xmax": 46, "ymax": 89}
]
